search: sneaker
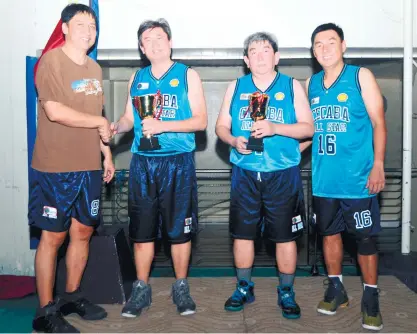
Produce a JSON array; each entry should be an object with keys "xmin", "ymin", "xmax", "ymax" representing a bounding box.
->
[
  {"xmin": 362, "ymin": 286, "xmax": 383, "ymax": 331},
  {"xmin": 60, "ymin": 289, "xmax": 107, "ymax": 320},
  {"xmin": 32, "ymin": 301, "xmax": 80, "ymax": 333},
  {"xmin": 121, "ymin": 280, "xmax": 152, "ymax": 318},
  {"xmin": 172, "ymin": 279, "xmax": 196, "ymax": 315},
  {"xmin": 224, "ymin": 279, "xmax": 255, "ymax": 312},
  {"xmin": 317, "ymin": 277, "xmax": 349, "ymax": 315},
  {"xmin": 277, "ymin": 285, "xmax": 301, "ymax": 319}
]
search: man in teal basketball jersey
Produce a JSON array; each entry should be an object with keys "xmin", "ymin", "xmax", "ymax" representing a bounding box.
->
[
  {"xmin": 111, "ymin": 18, "xmax": 207, "ymax": 318},
  {"xmin": 304, "ymin": 23, "xmax": 387, "ymax": 331},
  {"xmin": 216, "ymin": 32, "xmax": 314, "ymax": 319}
]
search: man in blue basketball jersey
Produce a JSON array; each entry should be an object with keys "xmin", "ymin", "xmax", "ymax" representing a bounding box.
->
[
  {"xmin": 111, "ymin": 19, "xmax": 207, "ymax": 318},
  {"xmin": 304, "ymin": 23, "xmax": 387, "ymax": 331},
  {"xmin": 216, "ymin": 32, "xmax": 314, "ymax": 319}
]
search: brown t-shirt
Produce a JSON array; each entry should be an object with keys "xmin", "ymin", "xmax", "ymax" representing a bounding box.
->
[{"xmin": 31, "ymin": 48, "xmax": 104, "ymax": 172}]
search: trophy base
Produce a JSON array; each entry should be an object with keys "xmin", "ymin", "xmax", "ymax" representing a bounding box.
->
[
  {"xmin": 246, "ymin": 137, "xmax": 264, "ymax": 152},
  {"xmin": 138, "ymin": 136, "xmax": 161, "ymax": 151}
]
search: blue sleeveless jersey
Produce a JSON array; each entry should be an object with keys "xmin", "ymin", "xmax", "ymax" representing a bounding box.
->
[
  {"xmin": 230, "ymin": 72, "xmax": 300, "ymax": 172},
  {"xmin": 130, "ymin": 62, "xmax": 195, "ymax": 156},
  {"xmin": 308, "ymin": 64, "xmax": 374, "ymax": 198}
]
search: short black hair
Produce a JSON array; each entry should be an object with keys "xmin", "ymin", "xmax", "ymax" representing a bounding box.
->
[
  {"xmin": 137, "ymin": 18, "xmax": 172, "ymax": 46},
  {"xmin": 61, "ymin": 3, "xmax": 98, "ymax": 27},
  {"xmin": 311, "ymin": 23, "xmax": 344, "ymax": 45}
]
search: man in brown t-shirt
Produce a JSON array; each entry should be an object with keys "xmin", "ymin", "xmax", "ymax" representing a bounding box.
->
[{"xmin": 29, "ymin": 4, "xmax": 114, "ymax": 333}]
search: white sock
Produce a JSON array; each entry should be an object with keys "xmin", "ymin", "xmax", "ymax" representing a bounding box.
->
[
  {"xmin": 328, "ymin": 275, "xmax": 343, "ymax": 283},
  {"xmin": 363, "ymin": 283, "xmax": 377, "ymax": 290}
]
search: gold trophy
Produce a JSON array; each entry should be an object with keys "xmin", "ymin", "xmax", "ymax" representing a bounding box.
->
[
  {"xmin": 132, "ymin": 91, "xmax": 163, "ymax": 151},
  {"xmin": 246, "ymin": 92, "xmax": 269, "ymax": 152}
]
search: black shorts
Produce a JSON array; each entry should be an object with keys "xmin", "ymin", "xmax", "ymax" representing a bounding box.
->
[
  {"xmin": 128, "ymin": 152, "xmax": 198, "ymax": 244},
  {"xmin": 230, "ymin": 165, "xmax": 305, "ymax": 243},
  {"xmin": 313, "ymin": 196, "xmax": 381, "ymax": 237},
  {"xmin": 28, "ymin": 169, "xmax": 102, "ymax": 232}
]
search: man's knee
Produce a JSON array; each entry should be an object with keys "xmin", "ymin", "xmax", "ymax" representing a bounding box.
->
[
  {"xmin": 69, "ymin": 221, "xmax": 94, "ymax": 242},
  {"xmin": 357, "ymin": 236, "xmax": 378, "ymax": 256},
  {"xmin": 40, "ymin": 230, "xmax": 67, "ymax": 248}
]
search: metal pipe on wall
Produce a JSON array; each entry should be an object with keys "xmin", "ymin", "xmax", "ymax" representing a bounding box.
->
[{"xmin": 401, "ymin": 0, "xmax": 413, "ymax": 254}]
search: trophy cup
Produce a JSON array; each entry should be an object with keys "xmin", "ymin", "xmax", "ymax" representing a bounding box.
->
[
  {"xmin": 132, "ymin": 91, "xmax": 163, "ymax": 151},
  {"xmin": 245, "ymin": 92, "xmax": 269, "ymax": 152}
]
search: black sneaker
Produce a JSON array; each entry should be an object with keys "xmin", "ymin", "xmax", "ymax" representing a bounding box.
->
[
  {"xmin": 317, "ymin": 277, "xmax": 349, "ymax": 315},
  {"xmin": 121, "ymin": 280, "xmax": 152, "ymax": 318},
  {"xmin": 362, "ymin": 286, "xmax": 383, "ymax": 331},
  {"xmin": 224, "ymin": 279, "xmax": 255, "ymax": 312},
  {"xmin": 32, "ymin": 301, "xmax": 80, "ymax": 333},
  {"xmin": 277, "ymin": 285, "xmax": 301, "ymax": 319},
  {"xmin": 59, "ymin": 289, "xmax": 107, "ymax": 320},
  {"xmin": 172, "ymin": 279, "xmax": 196, "ymax": 315}
]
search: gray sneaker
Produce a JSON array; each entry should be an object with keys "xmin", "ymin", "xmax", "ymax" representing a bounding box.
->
[
  {"xmin": 121, "ymin": 280, "xmax": 152, "ymax": 318},
  {"xmin": 172, "ymin": 279, "xmax": 196, "ymax": 316}
]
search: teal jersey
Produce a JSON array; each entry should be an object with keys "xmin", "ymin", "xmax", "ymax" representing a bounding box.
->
[
  {"xmin": 308, "ymin": 64, "xmax": 374, "ymax": 198},
  {"xmin": 230, "ymin": 72, "xmax": 300, "ymax": 172},
  {"xmin": 130, "ymin": 62, "xmax": 195, "ymax": 156}
]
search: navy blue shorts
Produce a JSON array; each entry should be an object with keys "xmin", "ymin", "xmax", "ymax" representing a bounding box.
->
[
  {"xmin": 128, "ymin": 152, "xmax": 198, "ymax": 244},
  {"xmin": 28, "ymin": 169, "xmax": 102, "ymax": 232},
  {"xmin": 230, "ymin": 165, "xmax": 305, "ymax": 243},
  {"xmin": 313, "ymin": 196, "xmax": 381, "ymax": 237}
]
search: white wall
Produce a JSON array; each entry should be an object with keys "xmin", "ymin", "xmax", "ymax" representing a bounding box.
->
[
  {"xmin": 34, "ymin": 0, "xmax": 414, "ymax": 52},
  {"xmin": 0, "ymin": 0, "xmax": 37, "ymax": 275},
  {"xmin": 0, "ymin": 0, "xmax": 416, "ymax": 275}
]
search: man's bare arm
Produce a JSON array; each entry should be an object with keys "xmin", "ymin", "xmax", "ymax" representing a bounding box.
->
[
  {"xmin": 275, "ymin": 79, "xmax": 314, "ymax": 138},
  {"xmin": 299, "ymin": 77, "xmax": 313, "ymax": 152},
  {"xmin": 44, "ymin": 101, "xmax": 107, "ymax": 129},
  {"xmin": 100, "ymin": 140, "xmax": 112, "ymax": 160},
  {"xmin": 360, "ymin": 68, "xmax": 386, "ymax": 165},
  {"xmin": 215, "ymin": 81, "xmax": 236, "ymax": 146},
  {"xmin": 300, "ymin": 140, "xmax": 312, "ymax": 152},
  {"xmin": 360, "ymin": 67, "xmax": 387, "ymax": 194},
  {"xmin": 215, "ymin": 80, "xmax": 252, "ymax": 154}
]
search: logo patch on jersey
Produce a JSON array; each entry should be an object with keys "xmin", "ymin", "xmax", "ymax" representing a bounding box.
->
[
  {"xmin": 337, "ymin": 93, "xmax": 349, "ymax": 102},
  {"xmin": 275, "ymin": 92, "xmax": 285, "ymax": 100},
  {"xmin": 184, "ymin": 217, "xmax": 192, "ymax": 233},
  {"xmin": 311, "ymin": 97, "xmax": 320, "ymax": 105},
  {"xmin": 42, "ymin": 206, "xmax": 57, "ymax": 219},
  {"xmin": 185, "ymin": 217, "xmax": 192, "ymax": 226},
  {"xmin": 240, "ymin": 93, "xmax": 251, "ymax": 100},
  {"xmin": 291, "ymin": 215, "xmax": 303, "ymax": 233},
  {"xmin": 169, "ymin": 78, "xmax": 179, "ymax": 87},
  {"xmin": 292, "ymin": 215, "xmax": 302, "ymax": 224},
  {"xmin": 137, "ymin": 82, "xmax": 149, "ymax": 90}
]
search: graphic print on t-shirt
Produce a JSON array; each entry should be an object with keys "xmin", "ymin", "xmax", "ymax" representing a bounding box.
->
[{"xmin": 71, "ymin": 79, "xmax": 102, "ymax": 96}]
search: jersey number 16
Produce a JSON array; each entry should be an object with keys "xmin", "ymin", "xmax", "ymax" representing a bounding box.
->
[{"xmin": 318, "ymin": 134, "xmax": 336, "ymax": 155}]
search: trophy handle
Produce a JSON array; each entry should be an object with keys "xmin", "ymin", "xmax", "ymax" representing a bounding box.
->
[{"xmin": 153, "ymin": 90, "xmax": 163, "ymax": 120}]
